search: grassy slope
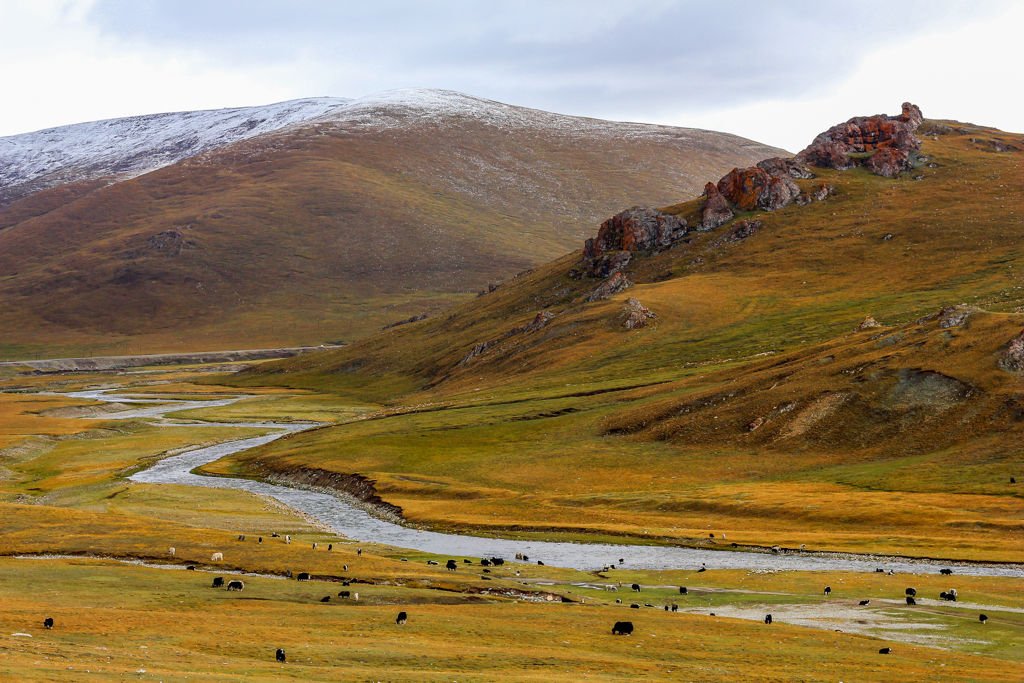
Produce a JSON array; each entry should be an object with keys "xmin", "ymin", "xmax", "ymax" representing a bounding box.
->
[
  {"xmin": 218, "ymin": 121, "xmax": 1024, "ymax": 560},
  {"xmin": 0, "ymin": 112, "xmax": 781, "ymax": 360}
]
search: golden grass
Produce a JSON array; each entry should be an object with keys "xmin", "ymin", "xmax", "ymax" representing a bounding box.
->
[
  {"xmin": 0, "ymin": 393, "xmax": 94, "ymax": 450},
  {"xmin": 0, "ymin": 557, "xmax": 1019, "ymax": 682}
]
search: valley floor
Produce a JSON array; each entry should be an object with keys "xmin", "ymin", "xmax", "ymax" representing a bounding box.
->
[{"xmin": 0, "ymin": 365, "xmax": 1021, "ymax": 681}]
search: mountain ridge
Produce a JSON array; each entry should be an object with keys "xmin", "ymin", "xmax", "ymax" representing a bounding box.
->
[{"xmin": 0, "ymin": 90, "xmax": 785, "ymax": 358}]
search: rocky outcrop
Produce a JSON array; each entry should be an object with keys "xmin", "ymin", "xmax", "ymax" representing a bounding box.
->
[
  {"xmin": 585, "ymin": 251, "xmax": 632, "ymax": 279},
  {"xmin": 756, "ymin": 157, "xmax": 815, "ymax": 179},
  {"xmin": 621, "ymin": 298, "xmax": 656, "ymax": 330},
  {"xmin": 700, "ymin": 182, "xmax": 734, "ymax": 230},
  {"xmin": 587, "ymin": 271, "xmax": 632, "ymax": 302},
  {"xmin": 857, "ymin": 316, "xmax": 882, "ymax": 331},
  {"xmin": 797, "ymin": 102, "xmax": 923, "ymax": 177},
  {"xmin": 583, "ymin": 207, "xmax": 688, "ymax": 260},
  {"xmin": 795, "ymin": 183, "xmax": 835, "ymax": 206},
  {"xmin": 458, "ymin": 311, "xmax": 555, "ymax": 366},
  {"xmin": 999, "ymin": 331, "xmax": 1024, "ymax": 372},
  {"xmin": 717, "ymin": 165, "xmax": 801, "ymax": 212},
  {"xmin": 712, "ymin": 219, "xmax": 762, "ymax": 247},
  {"xmin": 916, "ymin": 305, "xmax": 975, "ymax": 329}
]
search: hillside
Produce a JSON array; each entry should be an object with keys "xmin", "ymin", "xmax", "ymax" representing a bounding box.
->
[
  {"xmin": 0, "ymin": 90, "xmax": 783, "ymax": 359},
  {"xmin": 223, "ymin": 105, "xmax": 1024, "ymax": 559}
]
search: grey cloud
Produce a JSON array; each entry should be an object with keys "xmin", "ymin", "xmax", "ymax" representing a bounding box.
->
[{"xmin": 84, "ymin": 0, "xmax": 1008, "ymax": 119}]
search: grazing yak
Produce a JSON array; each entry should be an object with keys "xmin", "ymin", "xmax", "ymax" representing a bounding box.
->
[
  {"xmin": 396, "ymin": 611, "xmax": 408, "ymax": 625},
  {"xmin": 940, "ymin": 568, "xmax": 953, "ymax": 575},
  {"xmin": 186, "ymin": 565, "xmax": 197, "ymax": 571},
  {"xmin": 296, "ymin": 572, "xmax": 311, "ymax": 581},
  {"xmin": 631, "ymin": 584, "xmax": 641, "ymax": 592},
  {"xmin": 878, "ymin": 647, "xmax": 892, "ymax": 655},
  {"xmin": 939, "ymin": 589, "xmax": 958, "ymax": 601},
  {"xmin": 979, "ymin": 614, "xmax": 988, "ymax": 624},
  {"xmin": 611, "ymin": 621, "xmax": 634, "ymax": 636},
  {"xmin": 276, "ymin": 648, "xmax": 286, "ymax": 663},
  {"xmin": 320, "ymin": 596, "xmax": 331, "ymax": 603},
  {"xmin": 764, "ymin": 614, "xmax": 773, "ymax": 624},
  {"xmin": 630, "ymin": 604, "xmax": 640, "ymax": 609},
  {"xmin": 43, "ymin": 617, "xmax": 54, "ymax": 630},
  {"xmin": 226, "ymin": 580, "xmax": 244, "ymax": 591},
  {"xmin": 168, "ymin": 547, "xmax": 175, "ymax": 557},
  {"xmin": 906, "ymin": 596, "xmax": 916, "ymax": 605},
  {"xmin": 905, "ymin": 588, "xmax": 917, "ymax": 596},
  {"xmin": 824, "ymin": 586, "xmax": 832, "ymax": 596},
  {"xmin": 338, "ymin": 591, "xmax": 351, "ymax": 598},
  {"xmin": 211, "ymin": 577, "xmax": 225, "ymax": 588},
  {"xmin": 446, "ymin": 560, "xmax": 458, "ymax": 571},
  {"xmin": 679, "ymin": 587, "xmax": 688, "ymax": 595},
  {"xmin": 210, "ymin": 552, "xmax": 223, "ymax": 562}
]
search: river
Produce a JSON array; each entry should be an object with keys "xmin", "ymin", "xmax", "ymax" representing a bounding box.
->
[{"xmin": 61, "ymin": 389, "xmax": 1022, "ymax": 576}]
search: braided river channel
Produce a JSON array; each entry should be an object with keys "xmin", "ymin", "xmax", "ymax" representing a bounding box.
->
[{"xmin": 63, "ymin": 389, "xmax": 1021, "ymax": 577}]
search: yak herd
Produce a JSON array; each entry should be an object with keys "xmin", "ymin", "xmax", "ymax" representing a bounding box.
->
[{"xmin": 34, "ymin": 539, "xmax": 990, "ymax": 664}]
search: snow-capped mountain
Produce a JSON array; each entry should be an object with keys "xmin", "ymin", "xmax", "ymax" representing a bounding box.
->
[
  {"xmin": 0, "ymin": 89, "xmax": 785, "ymax": 357},
  {"xmin": 0, "ymin": 89, "xmax": 771, "ymax": 204},
  {"xmin": 0, "ymin": 97, "xmax": 351, "ymax": 201}
]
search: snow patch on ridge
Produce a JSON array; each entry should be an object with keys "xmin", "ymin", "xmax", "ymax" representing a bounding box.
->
[
  {"xmin": 0, "ymin": 89, "xmax": 766, "ymax": 201},
  {"xmin": 0, "ymin": 97, "xmax": 351, "ymax": 199}
]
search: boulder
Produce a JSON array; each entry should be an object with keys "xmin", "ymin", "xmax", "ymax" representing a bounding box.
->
[
  {"xmin": 857, "ymin": 316, "xmax": 882, "ymax": 331},
  {"xmin": 865, "ymin": 147, "xmax": 911, "ymax": 178},
  {"xmin": 717, "ymin": 166, "xmax": 800, "ymax": 212},
  {"xmin": 700, "ymin": 182, "xmax": 734, "ymax": 229},
  {"xmin": 586, "ymin": 250, "xmax": 632, "ymax": 279},
  {"xmin": 587, "ymin": 271, "xmax": 632, "ymax": 302},
  {"xmin": 999, "ymin": 331, "xmax": 1024, "ymax": 372},
  {"xmin": 712, "ymin": 219, "xmax": 762, "ymax": 247},
  {"xmin": 756, "ymin": 157, "xmax": 815, "ymax": 179},
  {"xmin": 621, "ymin": 298, "xmax": 656, "ymax": 330},
  {"xmin": 584, "ymin": 207, "xmax": 687, "ymax": 260}
]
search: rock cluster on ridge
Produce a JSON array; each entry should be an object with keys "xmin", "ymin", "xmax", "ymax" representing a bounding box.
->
[
  {"xmin": 579, "ymin": 103, "xmax": 924, "ymax": 302},
  {"xmin": 583, "ymin": 207, "xmax": 688, "ymax": 260},
  {"xmin": 797, "ymin": 102, "xmax": 924, "ymax": 177}
]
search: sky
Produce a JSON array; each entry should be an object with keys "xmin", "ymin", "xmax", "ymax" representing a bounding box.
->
[{"xmin": 1, "ymin": 0, "xmax": 1022, "ymax": 151}]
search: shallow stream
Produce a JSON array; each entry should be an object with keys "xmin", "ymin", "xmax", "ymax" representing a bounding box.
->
[{"xmin": 62, "ymin": 389, "xmax": 1022, "ymax": 576}]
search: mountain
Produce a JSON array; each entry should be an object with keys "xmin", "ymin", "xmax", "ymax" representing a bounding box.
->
[
  {"xmin": 0, "ymin": 90, "xmax": 783, "ymax": 359},
  {"xmin": 0, "ymin": 97, "xmax": 353, "ymax": 206},
  {"xmin": 226, "ymin": 106, "xmax": 1024, "ymax": 559}
]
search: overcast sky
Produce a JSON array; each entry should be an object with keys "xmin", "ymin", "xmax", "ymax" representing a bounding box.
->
[{"xmin": 1, "ymin": 0, "xmax": 1021, "ymax": 151}]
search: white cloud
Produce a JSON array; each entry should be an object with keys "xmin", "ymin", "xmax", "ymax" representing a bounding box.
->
[
  {"xmin": 0, "ymin": 0, "xmax": 296, "ymax": 136},
  {"xmin": 665, "ymin": 4, "xmax": 1024, "ymax": 151},
  {"xmin": 0, "ymin": 0, "xmax": 1020, "ymax": 146}
]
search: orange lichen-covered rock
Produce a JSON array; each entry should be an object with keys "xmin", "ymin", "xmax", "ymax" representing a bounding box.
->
[
  {"xmin": 717, "ymin": 165, "xmax": 800, "ymax": 212},
  {"xmin": 798, "ymin": 102, "xmax": 923, "ymax": 176},
  {"xmin": 583, "ymin": 207, "xmax": 688, "ymax": 260}
]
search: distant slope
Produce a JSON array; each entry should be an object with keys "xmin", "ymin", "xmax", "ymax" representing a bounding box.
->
[
  {"xmin": 0, "ymin": 90, "xmax": 784, "ymax": 358},
  {"xmin": 244, "ymin": 115, "xmax": 1023, "ymax": 400}
]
